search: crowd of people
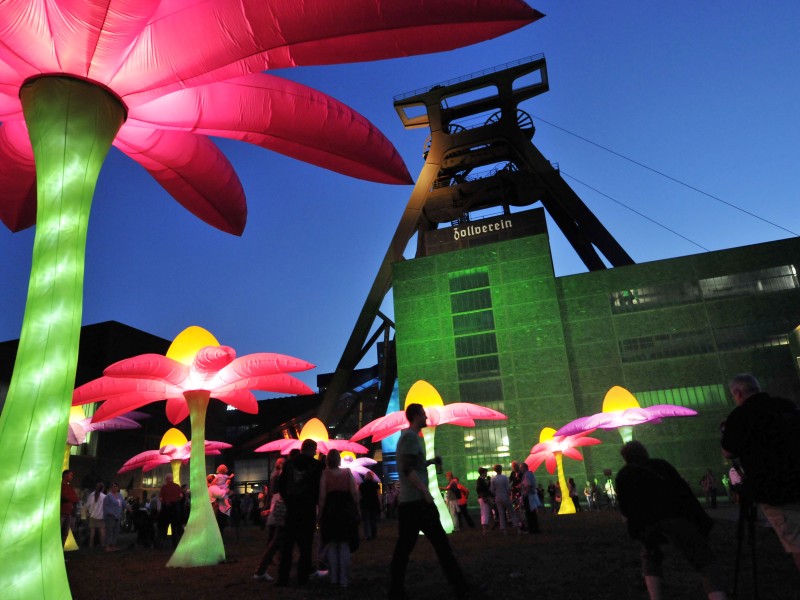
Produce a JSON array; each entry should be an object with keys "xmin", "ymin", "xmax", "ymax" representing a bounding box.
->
[{"xmin": 60, "ymin": 373, "xmax": 800, "ymax": 599}]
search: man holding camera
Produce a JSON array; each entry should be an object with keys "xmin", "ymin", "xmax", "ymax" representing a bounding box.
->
[{"xmin": 722, "ymin": 373, "xmax": 800, "ymax": 572}]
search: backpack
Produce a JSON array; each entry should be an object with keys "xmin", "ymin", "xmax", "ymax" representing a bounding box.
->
[
  {"xmin": 457, "ymin": 484, "xmax": 469, "ymax": 501},
  {"xmin": 451, "ymin": 483, "xmax": 461, "ymax": 500}
]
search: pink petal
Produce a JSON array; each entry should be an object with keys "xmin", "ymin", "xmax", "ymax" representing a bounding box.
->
[
  {"xmin": 216, "ymin": 389, "xmax": 258, "ymax": 414},
  {"xmin": 114, "ymin": 127, "xmax": 246, "ymax": 235},
  {"xmin": 0, "ymin": 121, "xmax": 36, "ymax": 231},
  {"xmin": 215, "ymin": 374, "xmax": 313, "ymax": 396},
  {"xmin": 93, "ymin": 394, "xmax": 167, "ymax": 422},
  {"xmin": 103, "ymin": 353, "xmax": 187, "ymax": 384},
  {"xmin": 0, "ymin": 1, "xmax": 59, "ymax": 80},
  {"xmin": 351, "ymin": 411, "xmax": 408, "ymax": 442},
  {"xmin": 114, "ymin": 0, "xmax": 541, "ymax": 103},
  {"xmin": 211, "ymin": 352, "xmax": 315, "ymax": 388},
  {"xmin": 561, "ymin": 448, "xmax": 585, "ymax": 461},
  {"xmin": 165, "ymin": 397, "xmax": 189, "ymax": 425},
  {"xmin": 326, "ymin": 439, "xmax": 369, "ymax": 454},
  {"xmin": 128, "ymin": 74, "xmax": 411, "ymax": 184}
]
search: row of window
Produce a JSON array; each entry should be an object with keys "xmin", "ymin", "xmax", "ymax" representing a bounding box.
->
[
  {"xmin": 611, "ymin": 265, "xmax": 798, "ymax": 313},
  {"xmin": 449, "ymin": 269, "xmax": 510, "ymax": 467},
  {"xmin": 635, "ymin": 384, "xmax": 729, "ymax": 410},
  {"xmin": 618, "ymin": 320, "xmax": 792, "ymax": 363}
]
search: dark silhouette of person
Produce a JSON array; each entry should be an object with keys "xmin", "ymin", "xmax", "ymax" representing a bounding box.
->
[{"xmin": 277, "ymin": 439, "xmax": 322, "ymax": 586}]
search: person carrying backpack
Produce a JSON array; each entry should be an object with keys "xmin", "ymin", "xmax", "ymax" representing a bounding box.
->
[
  {"xmin": 454, "ymin": 478, "xmax": 474, "ymax": 529},
  {"xmin": 722, "ymin": 373, "xmax": 800, "ymax": 572}
]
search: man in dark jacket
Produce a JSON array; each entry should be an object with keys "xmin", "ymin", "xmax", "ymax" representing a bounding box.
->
[
  {"xmin": 616, "ymin": 441, "xmax": 727, "ymax": 600},
  {"xmin": 722, "ymin": 373, "xmax": 800, "ymax": 571},
  {"xmin": 277, "ymin": 439, "xmax": 323, "ymax": 586}
]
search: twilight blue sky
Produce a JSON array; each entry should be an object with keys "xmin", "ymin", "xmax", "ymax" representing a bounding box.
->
[{"xmin": 1, "ymin": 2, "xmax": 799, "ymax": 390}]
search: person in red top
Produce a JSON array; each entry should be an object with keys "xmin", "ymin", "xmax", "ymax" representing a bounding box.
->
[
  {"xmin": 158, "ymin": 473, "xmax": 184, "ymax": 547},
  {"xmin": 60, "ymin": 469, "xmax": 79, "ymax": 543}
]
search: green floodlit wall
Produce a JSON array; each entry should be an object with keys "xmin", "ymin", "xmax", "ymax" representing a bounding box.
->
[{"xmin": 393, "ymin": 215, "xmax": 800, "ymax": 497}]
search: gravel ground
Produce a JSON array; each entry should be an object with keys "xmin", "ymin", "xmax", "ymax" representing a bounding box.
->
[{"xmin": 66, "ymin": 504, "xmax": 799, "ymax": 600}]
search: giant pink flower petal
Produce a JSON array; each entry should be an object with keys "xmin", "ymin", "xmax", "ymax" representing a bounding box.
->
[
  {"xmin": 210, "ymin": 352, "xmax": 315, "ymax": 389},
  {"xmin": 555, "ymin": 405, "xmax": 698, "ymax": 437},
  {"xmin": 351, "ymin": 403, "xmax": 507, "ymax": 443},
  {"xmin": 255, "ymin": 437, "xmax": 367, "ymax": 455},
  {"xmin": 103, "ymin": 354, "xmax": 188, "ymax": 384},
  {"xmin": 114, "ymin": 127, "xmax": 247, "ymax": 235},
  {"xmin": 128, "ymin": 74, "xmax": 412, "ymax": 185},
  {"xmin": 109, "ymin": 0, "xmax": 543, "ymax": 105}
]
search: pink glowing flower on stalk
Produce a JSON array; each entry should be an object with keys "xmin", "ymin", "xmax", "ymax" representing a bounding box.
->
[
  {"xmin": 555, "ymin": 386, "xmax": 697, "ymax": 443},
  {"xmin": 256, "ymin": 417, "xmax": 368, "ymax": 456},
  {"xmin": 119, "ymin": 439, "xmax": 231, "ymax": 474},
  {"xmin": 526, "ymin": 427, "xmax": 601, "ymax": 515},
  {"xmin": 351, "ymin": 400, "xmax": 507, "ymax": 442},
  {"xmin": 352, "ymin": 380, "xmax": 506, "ymax": 533},
  {"xmin": 73, "ymin": 325, "xmax": 314, "ymax": 568}
]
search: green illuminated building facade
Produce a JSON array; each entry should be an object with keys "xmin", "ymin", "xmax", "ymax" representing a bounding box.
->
[{"xmin": 393, "ymin": 207, "xmax": 800, "ymax": 489}]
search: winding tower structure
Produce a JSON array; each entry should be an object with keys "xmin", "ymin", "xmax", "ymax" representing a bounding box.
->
[{"xmin": 319, "ymin": 55, "xmax": 633, "ymax": 425}]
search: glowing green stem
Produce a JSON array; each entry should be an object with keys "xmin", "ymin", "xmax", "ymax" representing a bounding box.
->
[
  {"xmin": 423, "ymin": 428, "xmax": 454, "ymax": 533},
  {"xmin": 0, "ymin": 76, "xmax": 124, "ymax": 600},
  {"xmin": 167, "ymin": 392, "xmax": 226, "ymax": 567}
]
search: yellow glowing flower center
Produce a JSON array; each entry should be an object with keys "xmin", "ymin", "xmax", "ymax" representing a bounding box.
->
[
  {"xmin": 602, "ymin": 386, "xmax": 640, "ymax": 412},
  {"xmin": 166, "ymin": 325, "xmax": 220, "ymax": 365}
]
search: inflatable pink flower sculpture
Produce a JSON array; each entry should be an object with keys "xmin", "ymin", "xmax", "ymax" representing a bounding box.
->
[
  {"xmin": 256, "ymin": 418, "xmax": 367, "ymax": 455},
  {"xmin": 526, "ymin": 427, "xmax": 601, "ymax": 515},
  {"xmin": 352, "ymin": 380, "xmax": 506, "ymax": 533},
  {"xmin": 352, "ymin": 401, "xmax": 508, "ymax": 442},
  {"xmin": 73, "ymin": 326, "xmax": 314, "ymax": 568},
  {"xmin": 119, "ymin": 440, "xmax": 231, "ymax": 474},
  {"xmin": 0, "ymin": 3, "xmax": 542, "ymax": 597},
  {"xmin": 555, "ymin": 386, "xmax": 697, "ymax": 443}
]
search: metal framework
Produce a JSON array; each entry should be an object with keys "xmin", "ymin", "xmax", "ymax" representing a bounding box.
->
[{"xmin": 318, "ymin": 55, "xmax": 633, "ymax": 423}]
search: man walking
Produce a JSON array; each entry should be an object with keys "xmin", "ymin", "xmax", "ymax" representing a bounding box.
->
[{"xmin": 388, "ymin": 403, "xmax": 468, "ymax": 600}]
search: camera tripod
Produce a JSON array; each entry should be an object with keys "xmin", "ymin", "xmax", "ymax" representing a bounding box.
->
[{"xmin": 732, "ymin": 496, "xmax": 758, "ymax": 598}]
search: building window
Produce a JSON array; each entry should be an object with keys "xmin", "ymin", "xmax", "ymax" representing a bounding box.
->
[
  {"xmin": 454, "ymin": 333, "xmax": 498, "ymax": 358},
  {"xmin": 453, "ymin": 310, "xmax": 495, "ymax": 335},
  {"xmin": 618, "ymin": 329, "xmax": 715, "ymax": 363},
  {"xmin": 457, "ymin": 355, "xmax": 501, "ymax": 379},
  {"xmin": 610, "ymin": 282, "xmax": 700, "ymax": 313},
  {"xmin": 699, "ymin": 265, "xmax": 798, "ymax": 299},
  {"xmin": 462, "ymin": 424, "xmax": 511, "ymax": 480},
  {"xmin": 449, "ymin": 269, "xmax": 490, "ymax": 293},
  {"xmin": 712, "ymin": 320, "xmax": 792, "ymax": 351},
  {"xmin": 450, "ymin": 288, "xmax": 493, "ymax": 313},
  {"xmin": 459, "ymin": 380, "xmax": 504, "ymax": 403},
  {"xmin": 634, "ymin": 384, "xmax": 729, "ymax": 410}
]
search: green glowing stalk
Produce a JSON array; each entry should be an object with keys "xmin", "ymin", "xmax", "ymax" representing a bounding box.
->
[
  {"xmin": 167, "ymin": 392, "xmax": 226, "ymax": 567},
  {"xmin": 423, "ymin": 428, "xmax": 455, "ymax": 533},
  {"xmin": 0, "ymin": 77, "xmax": 124, "ymax": 600}
]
